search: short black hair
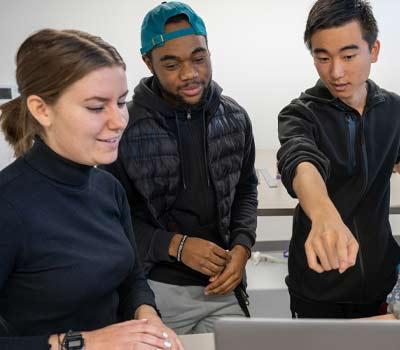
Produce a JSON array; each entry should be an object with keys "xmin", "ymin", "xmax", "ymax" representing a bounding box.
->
[{"xmin": 304, "ymin": 0, "xmax": 378, "ymax": 51}]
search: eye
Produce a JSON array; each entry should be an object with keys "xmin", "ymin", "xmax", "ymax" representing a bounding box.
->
[
  {"xmin": 344, "ymin": 54, "xmax": 356, "ymax": 61},
  {"xmin": 316, "ymin": 56, "xmax": 329, "ymax": 63},
  {"xmin": 86, "ymin": 106, "xmax": 104, "ymax": 113},
  {"xmin": 117, "ymin": 101, "xmax": 127, "ymax": 108},
  {"xmin": 193, "ymin": 56, "xmax": 206, "ymax": 63},
  {"xmin": 164, "ymin": 63, "xmax": 179, "ymax": 70}
]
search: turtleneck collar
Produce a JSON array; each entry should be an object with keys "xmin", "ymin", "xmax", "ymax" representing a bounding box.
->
[{"xmin": 24, "ymin": 137, "xmax": 93, "ymax": 187}]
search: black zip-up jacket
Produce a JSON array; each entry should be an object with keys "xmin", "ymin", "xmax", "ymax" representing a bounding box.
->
[
  {"xmin": 103, "ymin": 77, "xmax": 258, "ymax": 288},
  {"xmin": 278, "ymin": 79, "xmax": 400, "ymax": 304}
]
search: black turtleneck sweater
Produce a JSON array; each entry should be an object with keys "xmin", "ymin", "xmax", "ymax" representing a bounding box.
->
[{"xmin": 0, "ymin": 139, "xmax": 156, "ymax": 349}]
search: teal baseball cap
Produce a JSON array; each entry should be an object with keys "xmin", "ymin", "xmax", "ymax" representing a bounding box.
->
[{"xmin": 140, "ymin": 1, "xmax": 207, "ymax": 55}]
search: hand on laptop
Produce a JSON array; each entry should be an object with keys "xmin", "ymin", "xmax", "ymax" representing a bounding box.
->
[
  {"xmin": 305, "ymin": 213, "xmax": 359, "ymax": 274},
  {"xmin": 179, "ymin": 237, "xmax": 231, "ymax": 276},
  {"xmin": 204, "ymin": 245, "xmax": 248, "ymax": 295},
  {"xmin": 79, "ymin": 318, "xmax": 183, "ymax": 350},
  {"xmin": 137, "ymin": 305, "xmax": 184, "ymax": 350}
]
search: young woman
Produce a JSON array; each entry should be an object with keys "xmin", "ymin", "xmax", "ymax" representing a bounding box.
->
[{"xmin": 0, "ymin": 28, "xmax": 183, "ymax": 350}]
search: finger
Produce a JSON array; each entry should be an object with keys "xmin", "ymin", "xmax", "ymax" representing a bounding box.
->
[
  {"xmin": 347, "ymin": 238, "xmax": 359, "ymax": 268},
  {"xmin": 116, "ymin": 319, "xmax": 149, "ymax": 329},
  {"xmin": 199, "ymin": 264, "xmax": 220, "ymax": 276},
  {"xmin": 220, "ymin": 280, "xmax": 240, "ymax": 295},
  {"xmin": 203, "ymin": 260, "xmax": 225, "ymax": 275},
  {"xmin": 207, "ymin": 275, "xmax": 237, "ymax": 295},
  {"xmin": 205, "ymin": 270, "xmax": 231, "ymax": 293},
  {"xmin": 312, "ymin": 239, "xmax": 332, "ymax": 271},
  {"xmin": 208, "ymin": 253, "xmax": 229, "ymax": 267},
  {"xmin": 125, "ymin": 323, "xmax": 168, "ymax": 340},
  {"xmin": 129, "ymin": 333, "xmax": 173, "ymax": 350},
  {"xmin": 209, "ymin": 272, "xmax": 221, "ymax": 283},
  {"xmin": 305, "ymin": 241, "xmax": 324, "ymax": 273},
  {"xmin": 321, "ymin": 235, "xmax": 339, "ymax": 269},
  {"xmin": 210, "ymin": 277, "xmax": 239, "ymax": 295},
  {"xmin": 336, "ymin": 236, "xmax": 350, "ymax": 273},
  {"xmin": 212, "ymin": 246, "xmax": 231, "ymax": 260},
  {"xmin": 161, "ymin": 329, "xmax": 184, "ymax": 350}
]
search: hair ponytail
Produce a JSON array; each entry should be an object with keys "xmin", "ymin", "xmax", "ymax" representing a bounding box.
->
[{"xmin": 0, "ymin": 96, "xmax": 39, "ymax": 157}]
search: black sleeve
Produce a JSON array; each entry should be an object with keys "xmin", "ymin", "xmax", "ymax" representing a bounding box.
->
[
  {"xmin": 116, "ymin": 186, "xmax": 158, "ymax": 321},
  {"xmin": 0, "ymin": 337, "xmax": 50, "ymax": 350},
  {"xmin": 228, "ymin": 110, "xmax": 258, "ymax": 251},
  {"xmin": 101, "ymin": 138, "xmax": 176, "ymax": 274},
  {"xmin": 0, "ymin": 199, "xmax": 50, "ymax": 349},
  {"xmin": 277, "ymin": 100, "xmax": 330, "ymax": 198}
]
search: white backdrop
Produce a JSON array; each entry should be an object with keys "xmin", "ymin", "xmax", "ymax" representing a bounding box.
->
[{"xmin": 0, "ymin": 0, "xmax": 399, "ymax": 169}]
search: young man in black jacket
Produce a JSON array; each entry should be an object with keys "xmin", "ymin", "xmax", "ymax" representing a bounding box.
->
[
  {"xmin": 103, "ymin": 2, "xmax": 258, "ymax": 333},
  {"xmin": 278, "ymin": 0, "xmax": 400, "ymax": 318}
]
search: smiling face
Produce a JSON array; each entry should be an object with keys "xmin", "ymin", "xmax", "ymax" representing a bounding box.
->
[
  {"xmin": 144, "ymin": 20, "xmax": 212, "ymax": 107},
  {"xmin": 42, "ymin": 66, "xmax": 129, "ymax": 165},
  {"xmin": 311, "ymin": 20, "xmax": 380, "ymax": 111}
]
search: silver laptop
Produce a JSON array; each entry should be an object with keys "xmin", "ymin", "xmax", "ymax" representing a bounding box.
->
[{"xmin": 214, "ymin": 317, "xmax": 400, "ymax": 350}]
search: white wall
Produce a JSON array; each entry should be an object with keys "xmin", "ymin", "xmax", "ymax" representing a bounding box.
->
[{"xmin": 0, "ymin": 0, "xmax": 399, "ymax": 168}]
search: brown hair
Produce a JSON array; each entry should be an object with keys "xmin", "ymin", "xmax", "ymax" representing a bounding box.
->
[{"xmin": 0, "ymin": 28, "xmax": 126, "ymax": 157}]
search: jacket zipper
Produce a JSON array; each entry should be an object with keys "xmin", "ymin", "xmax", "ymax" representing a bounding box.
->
[
  {"xmin": 359, "ymin": 117, "xmax": 369, "ymax": 195},
  {"xmin": 351, "ymin": 109, "xmax": 368, "ymax": 302},
  {"xmin": 186, "ymin": 110, "xmax": 212, "ymax": 223},
  {"xmin": 346, "ymin": 114, "xmax": 357, "ymax": 175},
  {"xmin": 352, "ymin": 217, "xmax": 366, "ymax": 302}
]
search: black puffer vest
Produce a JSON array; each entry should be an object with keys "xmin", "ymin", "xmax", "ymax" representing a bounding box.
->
[{"xmin": 119, "ymin": 86, "xmax": 248, "ymax": 246}]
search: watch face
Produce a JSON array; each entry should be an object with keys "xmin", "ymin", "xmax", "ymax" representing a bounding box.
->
[
  {"xmin": 67, "ymin": 338, "xmax": 84, "ymax": 348},
  {"xmin": 64, "ymin": 332, "xmax": 84, "ymax": 350}
]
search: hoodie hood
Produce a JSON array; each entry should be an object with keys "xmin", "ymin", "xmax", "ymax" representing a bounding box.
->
[
  {"xmin": 132, "ymin": 76, "xmax": 223, "ymax": 119},
  {"xmin": 299, "ymin": 79, "xmax": 385, "ymax": 112}
]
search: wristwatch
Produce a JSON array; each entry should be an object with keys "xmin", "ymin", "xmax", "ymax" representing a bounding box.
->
[{"xmin": 62, "ymin": 330, "xmax": 85, "ymax": 350}]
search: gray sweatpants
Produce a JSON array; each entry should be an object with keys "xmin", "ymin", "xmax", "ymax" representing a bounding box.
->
[{"xmin": 148, "ymin": 280, "xmax": 245, "ymax": 334}]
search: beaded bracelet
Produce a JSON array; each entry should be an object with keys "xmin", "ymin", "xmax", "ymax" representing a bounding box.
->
[{"xmin": 176, "ymin": 235, "xmax": 188, "ymax": 262}]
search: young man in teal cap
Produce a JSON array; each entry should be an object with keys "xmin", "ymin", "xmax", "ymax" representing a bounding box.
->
[{"xmin": 103, "ymin": 2, "xmax": 258, "ymax": 333}]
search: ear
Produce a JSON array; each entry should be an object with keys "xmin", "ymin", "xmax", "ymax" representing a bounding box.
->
[
  {"xmin": 26, "ymin": 95, "xmax": 53, "ymax": 128},
  {"xmin": 142, "ymin": 55, "xmax": 155, "ymax": 74},
  {"xmin": 370, "ymin": 40, "xmax": 380, "ymax": 63}
]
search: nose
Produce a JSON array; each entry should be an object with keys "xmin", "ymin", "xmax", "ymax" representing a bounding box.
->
[
  {"xmin": 330, "ymin": 58, "xmax": 345, "ymax": 80},
  {"xmin": 180, "ymin": 62, "xmax": 199, "ymax": 81},
  {"xmin": 108, "ymin": 105, "xmax": 128, "ymax": 131}
]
